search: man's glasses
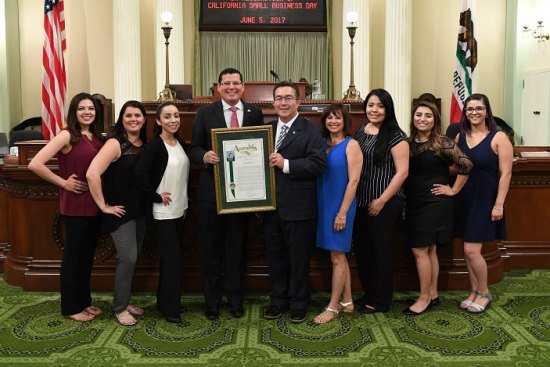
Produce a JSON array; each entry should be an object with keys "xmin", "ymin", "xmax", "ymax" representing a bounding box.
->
[
  {"xmin": 219, "ymin": 81, "xmax": 242, "ymax": 87},
  {"xmin": 273, "ymin": 96, "xmax": 297, "ymax": 103},
  {"xmin": 465, "ymin": 106, "xmax": 486, "ymax": 113}
]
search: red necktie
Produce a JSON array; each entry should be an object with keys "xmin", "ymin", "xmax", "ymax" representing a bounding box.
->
[{"xmin": 229, "ymin": 106, "xmax": 239, "ymax": 128}]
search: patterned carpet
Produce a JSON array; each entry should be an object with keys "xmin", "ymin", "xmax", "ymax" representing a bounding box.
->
[{"xmin": 0, "ymin": 270, "xmax": 549, "ymax": 367}]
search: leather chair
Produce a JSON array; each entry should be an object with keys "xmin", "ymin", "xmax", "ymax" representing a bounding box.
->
[
  {"xmin": 8, "ymin": 130, "xmax": 44, "ymax": 148},
  {"xmin": 0, "ymin": 132, "xmax": 9, "ymax": 156}
]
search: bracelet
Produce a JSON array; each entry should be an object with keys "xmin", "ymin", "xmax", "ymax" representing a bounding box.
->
[
  {"xmin": 493, "ymin": 206, "xmax": 504, "ymax": 211},
  {"xmin": 336, "ymin": 214, "xmax": 346, "ymax": 220}
]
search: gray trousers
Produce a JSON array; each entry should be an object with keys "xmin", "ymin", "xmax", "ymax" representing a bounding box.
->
[{"xmin": 111, "ymin": 216, "xmax": 146, "ymax": 313}]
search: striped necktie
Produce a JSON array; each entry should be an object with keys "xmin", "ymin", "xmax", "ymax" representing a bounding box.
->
[{"xmin": 276, "ymin": 125, "xmax": 289, "ymax": 150}]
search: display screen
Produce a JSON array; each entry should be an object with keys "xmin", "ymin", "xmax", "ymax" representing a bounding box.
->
[{"xmin": 200, "ymin": 0, "xmax": 327, "ymax": 31}]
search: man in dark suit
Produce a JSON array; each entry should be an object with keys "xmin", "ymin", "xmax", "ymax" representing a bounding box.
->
[
  {"xmin": 263, "ymin": 81, "xmax": 326, "ymax": 323},
  {"xmin": 190, "ymin": 68, "xmax": 264, "ymax": 320}
]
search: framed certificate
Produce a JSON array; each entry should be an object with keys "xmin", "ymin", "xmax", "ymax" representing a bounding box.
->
[{"xmin": 211, "ymin": 125, "xmax": 276, "ymax": 214}]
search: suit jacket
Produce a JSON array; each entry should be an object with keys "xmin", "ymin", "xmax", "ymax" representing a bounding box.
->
[
  {"xmin": 269, "ymin": 115, "xmax": 326, "ymax": 221},
  {"xmin": 190, "ymin": 100, "xmax": 264, "ymax": 202}
]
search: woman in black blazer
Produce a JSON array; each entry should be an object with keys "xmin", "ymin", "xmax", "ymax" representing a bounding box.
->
[{"xmin": 134, "ymin": 102, "xmax": 190, "ymax": 324}]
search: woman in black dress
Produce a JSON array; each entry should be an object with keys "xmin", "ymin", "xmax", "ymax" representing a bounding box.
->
[{"xmin": 404, "ymin": 101, "xmax": 472, "ymax": 315}]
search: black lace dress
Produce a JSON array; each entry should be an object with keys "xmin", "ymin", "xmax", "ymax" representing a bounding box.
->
[{"xmin": 405, "ymin": 136, "xmax": 472, "ymax": 247}]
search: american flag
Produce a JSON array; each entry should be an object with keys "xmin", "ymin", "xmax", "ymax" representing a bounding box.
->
[{"xmin": 42, "ymin": 0, "xmax": 66, "ymax": 140}]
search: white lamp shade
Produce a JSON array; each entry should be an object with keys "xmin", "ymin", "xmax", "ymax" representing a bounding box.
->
[
  {"xmin": 161, "ymin": 11, "xmax": 173, "ymax": 24},
  {"xmin": 346, "ymin": 11, "xmax": 358, "ymax": 24}
]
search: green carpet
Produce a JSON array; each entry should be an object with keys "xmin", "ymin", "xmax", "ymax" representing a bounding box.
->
[{"xmin": 1, "ymin": 270, "xmax": 549, "ymax": 366}]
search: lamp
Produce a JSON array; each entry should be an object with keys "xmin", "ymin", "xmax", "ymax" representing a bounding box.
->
[
  {"xmin": 158, "ymin": 11, "xmax": 176, "ymax": 102},
  {"xmin": 343, "ymin": 11, "xmax": 361, "ymax": 101},
  {"xmin": 523, "ymin": 21, "xmax": 549, "ymax": 42}
]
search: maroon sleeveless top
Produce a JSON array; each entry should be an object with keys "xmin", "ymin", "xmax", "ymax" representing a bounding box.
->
[{"xmin": 58, "ymin": 132, "xmax": 103, "ymax": 216}]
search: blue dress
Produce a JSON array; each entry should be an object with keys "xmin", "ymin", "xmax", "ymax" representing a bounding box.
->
[
  {"xmin": 316, "ymin": 137, "xmax": 356, "ymax": 252},
  {"xmin": 454, "ymin": 129, "xmax": 507, "ymax": 242}
]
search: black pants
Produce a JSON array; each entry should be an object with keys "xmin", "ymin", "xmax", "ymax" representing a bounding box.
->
[
  {"xmin": 353, "ymin": 196, "xmax": 404, "ymax": 310},
  {"xmin": 154, "ymin": 217, "xmax": 184, "ymax": 318},
  {"xmin": 264, "ymin": 211, "xmax": 316, "ymax": 311},
  {"xmin": 197, "ymin": 200, "xmax": 249, "ymax": 310},
  {"xmin": 61, "ymin": 215, "xmax": 101, "ymax": 315}
]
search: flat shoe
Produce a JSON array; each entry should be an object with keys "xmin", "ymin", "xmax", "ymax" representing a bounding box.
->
[
  {"xmin": 338, "ymin": 300, "xmax": 354, "ymax": 313},
  {"xmin": 459, "ymin": 290, "xmax": 479, "ymax": 310},
  {"xmin": 84, "ymin": 306, "xmax": 103, "ymax": 316},
  {"xmin": 164, "ymin": 315, "xmax": 182, "ymax": 323},
  {"xmin": 126, "ymin": 304, "xmax": 144, "ymax": 316},
  {"xmin": 430, "ymin": 297, "xmax": 442, "ymax": 307},
  {"xmin": 314, "ymin": 307, "xmax": 339, "ymax": 324},
  {"xmin": 466, "ymin": 300, "xmax": 491, "ymax": 313},
  {"xmin": 466, "ymin": 292, "xmax": 492, "ymax": 314},
  {"xmin": 403, "ymin": 301, "xmax": 432, "ymax": 316},
  {"xmin": 264, "ymin": 305, "xmax": 285, "ymax": 320},
  {"xmin": 230, "ymin": 306, "xmax": 244, "ymax": 318},
  {"xmin": 407, "ymin": 296, "xmax": 442, "ymax": 306},
  {"xmin": 65, "ymin": 311, "xmax": 94, "ymax": 322},
  {"xmin": 115, "ymin": 310, "xmax": 137, "ymax": 326},
  {"xmin": 290, "ymin": 309, "xmax": 307, "ymax": 324},
  {"xmin": 358, "ymin": 304, "xmax": 388, "ymax": 314}
]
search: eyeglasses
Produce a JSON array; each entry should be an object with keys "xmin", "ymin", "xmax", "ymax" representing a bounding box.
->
[
  {"xmin": 219, "ymin": 81, "xmax": 242, "ymax": 87},
  {"xmin": 465, "ymin": 106, "xmax": 486, "ymax": 113},
  {"xmin": 273, "ymin": 96, "xmax": 297, "ymax": 103}
]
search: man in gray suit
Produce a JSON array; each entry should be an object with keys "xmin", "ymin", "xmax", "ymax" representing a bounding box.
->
[
  {"xmin": 190, "ymin": 68, "xmax": 264, "ymax": 320},
  {"xmin": 263, "ymin": 81, "xmax": 326, "ymax": 323}
]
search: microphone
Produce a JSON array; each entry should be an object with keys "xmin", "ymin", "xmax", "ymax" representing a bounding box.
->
[{"xmin": 270, "ymin": 70, "xmax": 280, "ymax": 81}]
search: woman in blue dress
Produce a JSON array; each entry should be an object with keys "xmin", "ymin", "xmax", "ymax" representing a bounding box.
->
[
  {"xmin": 454, "ymin": 94, "xmax": 513, "ymax": 313},
  {"xmin": 313, "ymin": 104, "xmax": 363, "ymax": 324}
]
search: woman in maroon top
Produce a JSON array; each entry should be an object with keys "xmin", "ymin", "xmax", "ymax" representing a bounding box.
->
[{"xmin": 29, "ymin": 93, "xmax": 104, "ymax": 322}]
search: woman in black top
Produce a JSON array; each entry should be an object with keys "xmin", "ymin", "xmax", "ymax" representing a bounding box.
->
[
  {"xmin": 353, "ymin": 89, "xmax": 409, "ymax": 314},
  {"xmin": 134, "ymin": 102, "xmax": 190, "ymax": 324},
  {"xmin": 87, "ymin": 100, "xmax": 148, "ymax": 326},
  {"xmin": 404, "ymin": 101, "xmax": 472, "ymax": 315}
]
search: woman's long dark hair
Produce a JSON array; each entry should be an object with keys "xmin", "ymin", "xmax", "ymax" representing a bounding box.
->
[
  {"xmin": 66, "ymin": 92, "xmax": 102, "ymax": 145},
  {"xmin": 153, "ymin": 102, "xmax": 178, "ymax": 136},
  {"xmin": 408, "ymin": 101, "xmax": 444, "ymax": 155},
  {"xmin": 320, "ymin": 103, "xmax": 351, "ymax": 138},
  {"xmin": 363, "ymin": 88, "xmax": 403, "ymax": 165},
  {"xmin": 113, "ymin": 100, "xmax": 147, "ymax": 144},
  {"xmin": 460, "ymin": 93, "xmax": 496, "ymax": 134}
]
